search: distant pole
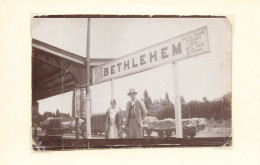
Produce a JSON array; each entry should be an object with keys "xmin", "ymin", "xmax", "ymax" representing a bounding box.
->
[
  {"xmin": 85, "ymin": 18, "xmax": 91, "ymax": 139},
  {"xmin": 111, "ymin": 79, "xmax": 115, "ymax": 99},
  {"xmin": 172, "ymin": 62, "xmax": 183, "ymax": 138}
]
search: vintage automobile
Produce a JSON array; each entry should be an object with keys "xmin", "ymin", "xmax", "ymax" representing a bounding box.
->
[
  {"xmin": 188, "ymin": 118, "xmax": 200, "ymax": 132},
  {"xmin": 40, "ymin": 117, "xmax": 84, "ymax": 134},
  {"xmin": 189, "ymin": 118, "xmax": 206, "ymax": 131},
  {"xmin": 142, "ymin": 117, "xmax": 197, "ymax": 139},
  {"xmin": 45, "ymin": 118, "xmax": 65, "ymax": 137},
  {"xmin": 40, "ymin": 117, "xmax": 54, "ymax": 131},
  {"xmin": 62, "ymin": 121, "xmax": 74, "ymax": 133}
]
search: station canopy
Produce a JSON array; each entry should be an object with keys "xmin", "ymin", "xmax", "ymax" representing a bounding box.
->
[{"xmin": 32, "ymin": 18, "xmax": 113, "ymax": 105}]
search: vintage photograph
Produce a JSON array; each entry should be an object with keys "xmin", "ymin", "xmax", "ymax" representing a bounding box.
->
[{"xmin": 32, "ymin": 16, "xmax": 232, "ymax": 150}]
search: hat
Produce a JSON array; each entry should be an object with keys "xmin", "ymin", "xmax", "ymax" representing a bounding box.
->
[
  {"xmin": 127, "ymin": 89, "xmax": 138, "ymax": 96},
  {"xmin": 110, "ymin": 99, "xmax": 116, "ymax": 104}
]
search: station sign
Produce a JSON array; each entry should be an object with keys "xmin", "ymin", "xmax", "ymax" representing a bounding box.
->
[{"xmin": 92, "ymin": 26, "xmax": 210, "ymax": 84}]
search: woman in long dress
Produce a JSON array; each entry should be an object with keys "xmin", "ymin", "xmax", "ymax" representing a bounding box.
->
[{"xmin": 105, "ymin": 99, "xmax": 122, "ymax": 139}]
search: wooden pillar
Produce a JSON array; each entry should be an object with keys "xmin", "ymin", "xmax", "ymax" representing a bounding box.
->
[
  {"xmin": 111, "ymin": 79, "xmax": 115, "ymax": 99},
  {"xmin": 172, "ymin": 62, "xmax": 183, "ymax": 138},
  {"xmin": 85, "ymin": 18, "xmax": 91, "ymax": 139}
]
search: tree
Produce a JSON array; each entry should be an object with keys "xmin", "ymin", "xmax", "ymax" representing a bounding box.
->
[
  {"xmin": 165, "ymin": 92, "xmax": 170, "ymax": 101},
  {"xmin": 141, "ymin": 90, "xmax": 231, "ymax": 121},
  {"xmin": 143, "ymin": 89, "xmax": 152, "ymax": 109},
  {"xmin": 56, "ymin": 109, "xmax": 61, "ymax": 117},
  {"xmin": 180, "ymin": 96, "xmax": 186, "ymax": 105},
  {"xmin": 155, "ymin": 92, "xmax": 175, "ymax": 120}
]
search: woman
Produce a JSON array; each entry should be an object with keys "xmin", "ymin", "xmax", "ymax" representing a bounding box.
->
[{"xmin": 105, "ymin": 99, "xmax": 122, "ymax": 139}]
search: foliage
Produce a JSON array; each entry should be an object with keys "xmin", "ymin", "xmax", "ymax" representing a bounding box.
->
[
  {"xmin": 32, "ymin": 91, "xmax": 231, "ymax": 125},
  {"xmin": 143, "ymin": 89, "xmax": 152, "ymax": 109},
  {"xmin": 182, "ymin": 92, "xmax": 232, "ymax": 120},
  {"xmin": 143, "ymin": 90, "xmax": 175, "ymax": 120},
  {"xmin": 143, "ymin": 90, "xmax": 231, "ymax": 120}
]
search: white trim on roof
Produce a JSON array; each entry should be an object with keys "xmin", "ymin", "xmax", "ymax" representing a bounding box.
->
[{"xmin": 32, "ymin": 43, "xmax": 85, "ymax": 65}]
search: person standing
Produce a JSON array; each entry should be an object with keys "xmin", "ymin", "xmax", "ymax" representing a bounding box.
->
[
  {"xmin": 124, "ymin": 89, "xmax": 147, "ymax": 138},
  {"xmin": 105, "ymin": 99, "xmax": 122, "ymax": 139}
]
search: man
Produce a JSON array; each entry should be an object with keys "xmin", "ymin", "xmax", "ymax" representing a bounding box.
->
[{"xmin": 124, "ymin": 89, "xmax": 147, "ymax": 138}]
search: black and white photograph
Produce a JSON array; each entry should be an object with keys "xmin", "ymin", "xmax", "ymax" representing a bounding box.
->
[{"xmin": 31, "ymin": 16, "xmax": 232, "ymax": 150}]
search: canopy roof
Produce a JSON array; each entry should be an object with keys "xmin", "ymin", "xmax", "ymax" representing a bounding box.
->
[{"xmin": 32, "ymin": 39, "xmax": 113, "ymax": 104}]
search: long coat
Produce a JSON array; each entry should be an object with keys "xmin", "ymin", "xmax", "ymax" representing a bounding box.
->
[
  {"xmin": 124, "ymin": 99, "xmax": 147, "ymax": 127},
  {"xmin": 105, "ymin": 108, "xmax": 122, "ymax": 139}
]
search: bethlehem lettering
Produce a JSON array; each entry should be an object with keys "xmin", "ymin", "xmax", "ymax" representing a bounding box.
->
[{"xmin": 104, "ymin": 42, "xmax": 182, "ymax": 77}]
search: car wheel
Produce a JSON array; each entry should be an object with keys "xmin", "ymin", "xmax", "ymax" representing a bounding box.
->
[
  {"xmin": 158, "ymin": 131, "xmax": 164, "ymax": 138},
  {"xmin": 165, "ymin": 130, "xmax": 172, "ymax": 137},
  {"xmin": 146, "ymin": 130, "xmax": 152, "ymax": 137},
  {"xmin": 183, "ymin": 132, "xmax": 191, "ymax": 140}
]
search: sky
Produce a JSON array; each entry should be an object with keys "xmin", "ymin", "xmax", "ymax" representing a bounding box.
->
[{"xmin": 33, "ymin": 18, "xmax": 232, "ymax": 115}]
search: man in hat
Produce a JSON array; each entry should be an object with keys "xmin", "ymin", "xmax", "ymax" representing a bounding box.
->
[{"xmin": 123, "ymin": 89, "xmax": 147, "ymax": 138}]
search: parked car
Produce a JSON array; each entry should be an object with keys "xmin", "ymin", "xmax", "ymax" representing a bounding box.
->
[
  {"xmin": 142, "ymin": 117, "xmax": 197, "ymax": 139},
  {"xmin": 188, "ymin": 118, "xmax": 200, "ymax": 132},
  {"xmin": 45, "ymin": 118, "xmax": 65, "ymax": 137},
  {"xmin": 40, "ymin": 117, "xmax": 54, "ymax": 131},
  {"xmin": 62, "ymin": 121, "xmax": 74, "ymax": 133}
]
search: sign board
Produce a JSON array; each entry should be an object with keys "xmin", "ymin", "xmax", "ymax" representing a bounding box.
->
[
  {"xmin": 92, "ymin": 26, "xmax": 209, "ymax": 84},
  {"xmin": 74, "ymin": 88, "xmax": 86, "ymax": 117}
]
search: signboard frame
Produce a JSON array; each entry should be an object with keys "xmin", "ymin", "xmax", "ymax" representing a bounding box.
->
[
  {"xmin": 73, "ymin": 88, "xmax": 87, "ymax": 118},
  {"xmin": 92, "ymin": 26, "xmax": 210, "ymax": 84}
]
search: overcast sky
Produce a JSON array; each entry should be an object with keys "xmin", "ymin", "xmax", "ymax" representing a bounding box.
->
[{"xmin": 33, "ymin": 18, "xmax": 231, "ymax": 115}]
